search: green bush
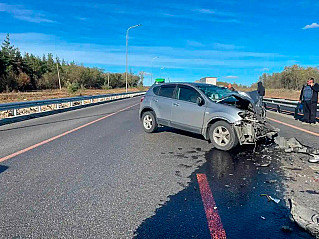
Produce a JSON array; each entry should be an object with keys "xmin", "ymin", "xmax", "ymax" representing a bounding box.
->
[
  {"xmin": 66, "ymin": 81, "xmax": 80, "ymax": 93},
  {"xmin": 102, "ymin": 82, "xmax": 112, "ymax": 90}
]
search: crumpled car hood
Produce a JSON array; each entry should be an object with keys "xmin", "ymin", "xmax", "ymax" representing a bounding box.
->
[
  {"xmin": 217, "ymin": 90, "xmax": 260, "ymax": 106},
  {"xmin": 216, "ymin": 90, "xmax": 265, "ymax": 120}
]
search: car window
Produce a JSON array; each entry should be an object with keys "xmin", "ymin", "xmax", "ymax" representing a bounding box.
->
[
  {"xmin": 196, "ymin": 84, "xmax": 232, "ymax": 101},
  {"xmin": 158, "ymin": 85, "xmax": 175, "ymax": 98},
  {"xmin": 153, "ymin": 86, "xmax": 160, "ymax": 95},
  {"xmin": 177, "ymin": 86, "xmax": 201, "ymax": 103}
]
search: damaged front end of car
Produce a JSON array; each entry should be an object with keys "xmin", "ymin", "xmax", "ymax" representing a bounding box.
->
[
  {"xmin": 218, "ymin": 91, "xmax": 279, "ymax": 145},
  {"xmin": 234, "ymin": 111, "xmax": 278, "ymax": 145}
]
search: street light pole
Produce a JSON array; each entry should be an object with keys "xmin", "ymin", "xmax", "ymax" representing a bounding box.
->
[
  {"xmin": 125, "ymin": 24, "xmax": 142, "ymax": 93},
  {"xmin": 160, "ymin": 67, "xmax": 165, "ymax": 78},
  {"xmin": 151, "ymin": 56, "xmax": 159, "ymax": 85}
]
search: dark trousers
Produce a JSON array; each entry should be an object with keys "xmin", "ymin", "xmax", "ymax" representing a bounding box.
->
[{"xmin": 303, "ymin": 100, "xmax": 317, "ymax": 123}]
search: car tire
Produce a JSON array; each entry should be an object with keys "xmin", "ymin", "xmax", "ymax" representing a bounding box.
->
[
  {"xmin": 209, "ymin": 121, "xmax": 238, "ymax": 151},
  {"xmin": 141, "ymin": 111, "xmax": 158, "ymax": 133}
]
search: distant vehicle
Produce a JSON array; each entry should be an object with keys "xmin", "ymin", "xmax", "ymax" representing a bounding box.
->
[{"xmin": 139, "ymin": 83, "xmax": 277, "ymax": 151}]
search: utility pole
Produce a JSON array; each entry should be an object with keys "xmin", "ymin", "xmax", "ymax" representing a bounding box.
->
[
  {"xmin": 151, "ymin": 56, "xmax": 159, "ymax": 85},
  {"xmin": 107, "ymin": 72, "xmax": 110, "ymax": 88},
  {"xmin": 56, "ymin": 62, "xmax": 62, "ymax": 90}
]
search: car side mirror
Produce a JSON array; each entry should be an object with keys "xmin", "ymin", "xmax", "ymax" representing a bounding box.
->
[{"xmin": 196, "ymin": 96, "xmax": 204, "ymax": 106}]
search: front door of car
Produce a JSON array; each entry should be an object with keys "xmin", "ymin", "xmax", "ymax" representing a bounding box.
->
[
  {"xmin": 150, "ymin": 84, "xmax": 176, "ymax": 126},
  {"xmin": 171, "ymin": 85, "xmax": 206, "ymax": 134}
]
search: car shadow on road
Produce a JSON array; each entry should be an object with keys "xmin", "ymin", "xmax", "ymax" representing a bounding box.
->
[
  {"xmin": 0, "ymin": 165, "xmax": 9, "ymax": 175},
  {"xmin": 154, "ymin": 126, "xmax": 206, "ymax": 141},
  {"xmin": 0, "ymin": 108, "xmax": 137, "ymax": 132}
]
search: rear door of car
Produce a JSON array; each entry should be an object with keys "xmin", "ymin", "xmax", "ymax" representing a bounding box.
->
[
  {"xmin": 150, "ymin": 84, "xmax": 177, "ymax": 126},
  {"xmin": 171, "ymin": 85, "xmax": 206, "ymax": 134}
]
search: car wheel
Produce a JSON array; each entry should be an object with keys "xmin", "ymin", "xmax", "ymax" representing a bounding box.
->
[
  {"xmin": 209, "ymin": 121, "xmax": 238, "ymax": 151},
  {"xmin": 142, "ymin": 111, "xmax": 158, "ymax": 133}
]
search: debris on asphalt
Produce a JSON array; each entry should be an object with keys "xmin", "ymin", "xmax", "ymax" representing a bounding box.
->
[
  {"xmin": 260, "ymin": 194, "xmax": 280, "ymax": 204},
  {"xmin": 255, "ymin": 162, "xmax": 271, "ymax": 167},
  {"xmin": 281, "ymin": 226, "xmax": 293, "ymax": 232},
  {"xmin": 274, "ymin": 136, "xmax": 319, "ymax": 156},
  {"xmin": 265, "ymin": 180, "xmax": 277, "ymax": 184},
  {"xmin": 289, "ymin": 199, "xmax": 319, "ymax": 237},
  {"xmin": 305, "ymin": 190, "xmax": 319, "ymax": 195},
  {"xmin": 261, "ymin": 162, "xmax": 271, "ymax": 167},
  {"xmin": 309, "ymin": 154, "xmax": 319, "ymax": 163},
  {"xmin": 309, "ymin": 165, "xmax": 319, "ymax": 171}
]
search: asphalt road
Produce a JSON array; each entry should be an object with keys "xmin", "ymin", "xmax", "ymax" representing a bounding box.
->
[
  {"xmin": 0, "ymin": 97, "xmax": 211, "ymax": 238},
  {"xmin": 0, "ymin": 97, "xmax": 315, "ymax": 238}
]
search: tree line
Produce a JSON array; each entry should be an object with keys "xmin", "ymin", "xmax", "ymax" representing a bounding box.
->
[
  {"xmin": 0, "ymin": 34, "xmax": 141, "ymax": 93},
  {"xmin": 257, "ymin": 65, "xmax": 319, "ymax": 90}
]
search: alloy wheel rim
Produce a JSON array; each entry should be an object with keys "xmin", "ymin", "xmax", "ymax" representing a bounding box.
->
[
  {"xmin": 143, "ymin": 115, "xmax": 153, "ymax": 130},
  {"xmin": 213, "ymin": 126, "xmax": 230, "ymax": 147}
]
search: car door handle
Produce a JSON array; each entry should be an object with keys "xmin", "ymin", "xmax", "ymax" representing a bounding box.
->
[
  {"xmin": 173, "ymin": 103, "xmax": 180, "ymax": 106},
  {"xmin": 153, "ymin": 99, "xmax": 158, "ymax": 102}
]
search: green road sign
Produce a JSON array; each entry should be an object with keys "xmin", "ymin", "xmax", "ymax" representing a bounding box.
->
[{"xmin": 155, "ymin": 78, "xmax": 165, "ymax": 83}]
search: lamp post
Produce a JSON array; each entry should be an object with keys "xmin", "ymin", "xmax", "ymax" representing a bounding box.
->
[
  {"xmin": 151, "ymin": 56, "xmax": 159, "ymax": 85},
  {"xmin": 160, "ymin": 67, "xmax": 165, "ymax": 78},
  {"xmin": 126, "ymin": 24, "xmax": 142, "ymax": 93}
]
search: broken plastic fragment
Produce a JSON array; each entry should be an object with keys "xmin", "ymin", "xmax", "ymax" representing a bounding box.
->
[
  {"xmin": 309, "ymin": 154, "xmax": 319, "ymax": 163},
  {"xmin": 260, "ymin": 194, "xmax": 280, "ymax": 204},
  {"xmin": 268, "ymin": 196, "xmax": 280, "ymax": 204}
]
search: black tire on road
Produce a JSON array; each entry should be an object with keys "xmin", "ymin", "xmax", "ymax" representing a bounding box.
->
[
  {"xmin": 141, "ymin": 111, "xmax": 158, "ymax": 133},
  {"xmin": 209, "ymin": 121, "xmax": 238, "ymax": 151}
]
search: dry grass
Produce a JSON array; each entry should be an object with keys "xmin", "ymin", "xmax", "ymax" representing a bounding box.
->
[
  {"xmin": 237, "ymin": 87, "xmax": 300, "ymax": 101},
  {"xmin": 0, "ymin": 87, "xmax": 301, "ymax": 103},
  {"xmin": 0, "ymin": 87, "xmax": 148, "ymax": 103}
]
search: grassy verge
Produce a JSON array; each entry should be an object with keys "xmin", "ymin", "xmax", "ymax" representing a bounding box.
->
[
  {"xmin": 236, "ymin": 88, "xmax": 300, "ymax": 101},
  {"xmin": 0, "ymin": 87, "xmax": 148, "ymax": 103},
  {"xmin": 0, "ymin": 87, "xmax": 301, "ymax": 103}
]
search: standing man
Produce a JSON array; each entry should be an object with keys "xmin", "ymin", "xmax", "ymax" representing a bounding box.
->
[
  {"xmin": 227, "ymin": 83, "xmax": 236, "ymax": 91},
  {"xmin": 257, "ymin": 81, "xmax": 265, "ymax": 97},
  {"xmin": 299, "ymin": 78, "xmax": 319, "ymax": 124}
]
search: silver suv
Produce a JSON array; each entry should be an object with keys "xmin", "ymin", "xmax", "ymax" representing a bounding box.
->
[{"xmin": 139, "ymin": 83, "xmax": 276, "ymax": 151}]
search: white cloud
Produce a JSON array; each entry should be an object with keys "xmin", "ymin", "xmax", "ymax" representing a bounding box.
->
[
  {"xmin": 186, "ymin": 40, "xmax": 205, "ymax": 47},
  {"xmin": 0, "ymin": 3, "xmax": 54, "ymax": 23},
  {"xmin": 225, "ymin": 76, "xmax": 238, "ymax": 79},
  {"xmin": 302, "ymin": 23, "xmax": 319, "ymax": 30},
  {"xmin": 214, "ymin": 43, "xmax": 238, "ymax": 50},
  {"xmin": 262, "ymin": 67, "xmax": 270, "ymax": 71},
  {"xmin": 194, "ymin": 9, "xmax": 215, "ymax": 14}
]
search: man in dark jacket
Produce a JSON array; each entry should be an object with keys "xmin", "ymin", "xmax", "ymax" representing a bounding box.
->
[
  {"xmin": 299, "ymin": 78, "xmax": 319, "ymax": 124},
  {"xmin": 257, "ymin": 81, "xmax": 265, "ymax": 97}
]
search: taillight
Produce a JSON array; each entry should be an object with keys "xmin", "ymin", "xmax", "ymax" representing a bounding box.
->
[{"xmin": 140, "ymin": 96, "xmax": 144, "ymax": 103}]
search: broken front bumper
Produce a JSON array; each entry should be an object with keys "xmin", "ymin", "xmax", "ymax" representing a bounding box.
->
[{"xmin": 234, "ymin": 120, "xmax": 279, "ymax": 145}]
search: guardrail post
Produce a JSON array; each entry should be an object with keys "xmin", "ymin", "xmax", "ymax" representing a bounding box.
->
[
  {"xmin": 277, "ymin": 105, "xmax": 281, "ymax": 113},
  {"xmin": 90, "ymin": 99, "xmax": 93, "ymax": 103},
  {"xmin": 13, "ymin": 109, "xmax": 17, "ymax": 117},
  {"xmin": 81, "ymin": 100, "xmax": 84, "ymax": 105},
  {"xmin": 56, "ymin": 104, "xmax": 59, "ymax": 109},
  {"xmin": 38, "ymin": 106, "xmax": 42, "ymax": 112},
  {"xmin": 70, "ymin": 101, "xmax": 73, "ymax": 107}
]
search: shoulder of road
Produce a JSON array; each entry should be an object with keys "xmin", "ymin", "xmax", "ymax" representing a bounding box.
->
[{"xmin": 267, "ymin": 111, "xmax": 319, "ymax": 149}]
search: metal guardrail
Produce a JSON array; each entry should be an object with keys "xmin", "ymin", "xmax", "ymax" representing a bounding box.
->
[
  {"xmin": 263, "ymin": 97, "xmax": 319, "ymax": 118},
  {"xmin": 0, "ymin": 91, "xmax": 145, "ymax": 119}
]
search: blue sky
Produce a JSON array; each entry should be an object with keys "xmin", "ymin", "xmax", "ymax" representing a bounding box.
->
[{"xmin": 1, "ymin": 0, "xmax": 319, "ymax": 86}]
